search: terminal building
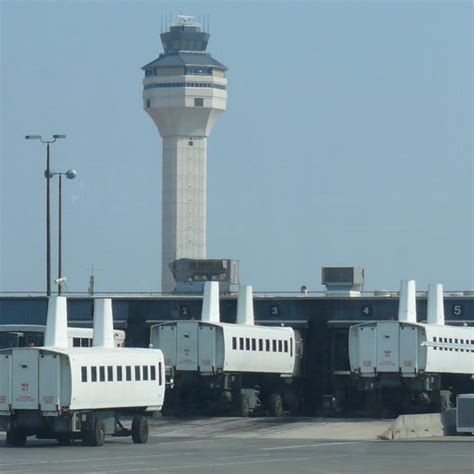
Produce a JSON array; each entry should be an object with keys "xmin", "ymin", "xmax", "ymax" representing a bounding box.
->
[{"xmin": 2, "ymin": 267, "xmax": 473, "ymax": 413}]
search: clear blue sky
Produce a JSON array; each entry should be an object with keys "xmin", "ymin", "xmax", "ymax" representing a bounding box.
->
[{"xmin": 0, "ymin": 0, "xmax": 472, "ymax": 293}]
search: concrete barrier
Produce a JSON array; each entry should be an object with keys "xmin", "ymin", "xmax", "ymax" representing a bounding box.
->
[
  {"xmin": 380, "ymin": 413, "xmax": 445, "ymax": 440},
  {"xmin": 442, "ymin": 408, "xmax": 457, "ymax": 436}
]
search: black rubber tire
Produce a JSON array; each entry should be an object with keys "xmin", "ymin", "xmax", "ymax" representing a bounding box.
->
[
  {"xmin": 239, "ymin": 394, "xmax": 251, "ymax": 418},
  {"xmin": 6, "ymin": 430, "xmax": 27, "ymax": 447},
  {"xmin": 84, "ymin": 419, "xmax": 106, "ymax": 447},
  {"xmin": 269, "ymin": 393, "xmax": 283, "ymax": 417},
  {"xmin": 131, "ymin": 416, "xmax": 149, "ymax": 444},
  {"xmin": 283, "ymin": 390, "xmax": 299, "ymax": 415}
]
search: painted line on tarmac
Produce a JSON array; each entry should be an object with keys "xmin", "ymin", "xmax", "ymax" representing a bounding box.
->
[
  {"xmin": 0, "ymin": 452, "xmax": 194, "ymax": 468},
  {"xmin": 89, "ymin": 453, "xmax": 194, "ymax": 468},
  {"xmin": 431, "ymin": 454, "xmax": 474, "ymax": 457},
  {"xmin": 90, "ymin": 461, "xmax": 147, "ymax": 469},
  {"xmin": 0, "ymin": 471, "xmax": 33, "ymax": 474},
  {"xmin": 216, "ymin": 454, "xmax": 271, "ymax": 460},
  {"xmin": 260, "ymin": 441, "xmax": 360, "ymax": 450},
  {"xmin": 89, "ymin": 454, "xmax": 349, "ymax": 473},
  {"xmin": 152, "ymin": 437, "xmax": 228, "ymax": 445}
]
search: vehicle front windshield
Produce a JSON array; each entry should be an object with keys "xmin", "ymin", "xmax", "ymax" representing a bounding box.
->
[{"xmin": 0, "ymin": 332, "xmax": 20, "ymax": 349}]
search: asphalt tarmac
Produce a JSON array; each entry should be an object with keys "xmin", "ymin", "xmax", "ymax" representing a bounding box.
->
[{"xmin": 0, "ymin": 418, "xmax": 473, "ymax": 474}]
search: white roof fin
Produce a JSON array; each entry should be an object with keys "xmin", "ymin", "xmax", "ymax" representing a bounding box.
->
[
  {"xmin": 398, "ymin": 280, "xmax": 417, "ymax": 323},
  {"xmin": 201, "ymin": 281, "xmax": 220, "ymax": 323},
  {"xmin": 236, "ymin": 285, "xmax": 255, "ymax": 326},
  {"xmin": 93, "ymin": 298, "xmax": 115, "ymax": 348},
  {"xmin": 44, "ymin": 296, "xmax": 68, "ymax": 348},
  {"xmin": 427, "ymin": 283, "xmax": 445, "ymax": 326}
]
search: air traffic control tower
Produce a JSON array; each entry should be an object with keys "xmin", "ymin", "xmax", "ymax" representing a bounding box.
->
[{"xmin": 142, "ymin": 15, "xmax": 227, "ymax": 292}]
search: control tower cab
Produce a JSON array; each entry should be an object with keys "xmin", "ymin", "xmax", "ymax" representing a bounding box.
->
[{"xmin": 142, "ymin": 15, "xmax": 227, "ymax": 292}]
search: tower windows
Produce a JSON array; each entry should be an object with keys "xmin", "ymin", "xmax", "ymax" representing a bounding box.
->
[
  {"xmin": 143, "ymin": 82, "xmax": 226, "ymax": 91},
  {"xmin": 194, "ymin": 98, "xmax": 204, "ymax": 107},
  {"xmin": 185, "ymin": 67, "xmax": 212, "ymax": 75},
  {"xmin": 146, "ymin": 99, "xmax": 151, "ymax": 109}
]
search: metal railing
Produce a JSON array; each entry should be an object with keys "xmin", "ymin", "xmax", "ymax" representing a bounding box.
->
[{"xmin": 0, "ymin": 290, "xmax": 473, "ymax": 298}]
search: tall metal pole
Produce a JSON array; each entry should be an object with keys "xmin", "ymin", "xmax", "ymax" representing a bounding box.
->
[
  {"xmin": 46, "ymin": 143, "xmax": 51, "ymax": 297},
  {"xmin": 58, "ymin": 174, "xmax": 62, "ymax": 296},
  {"xmin": 26, "ymin": 134, "xmax": 66, "ymax": 296}
]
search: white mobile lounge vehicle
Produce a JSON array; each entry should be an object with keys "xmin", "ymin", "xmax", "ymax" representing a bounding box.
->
[
  {"xmin": 0, "ymin": 297, "xmax": 165, "ymax": 447},
  {"xmin": 151, "ymin": 282, "xmax": 303, "ymax": 416},
  {"xmin": 0, "ymin": 324, "xmax": 125, "ymax": 349},
  {"xmin": 349, "ymin": 280, "xmax": 474, "ymax": 411}
]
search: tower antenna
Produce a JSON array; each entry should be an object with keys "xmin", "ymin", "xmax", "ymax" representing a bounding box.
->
[{"xmin": 88, "ymin": 265, "xmax": 95, "ymax": 295}]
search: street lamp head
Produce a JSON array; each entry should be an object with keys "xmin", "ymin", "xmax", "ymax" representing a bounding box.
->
[
  {"xmin": 25, "ymin": 135, "xmax": 41, "ymax": 140},
  {"xmin": 52, "ymin": 134, "xmax": 66, "ymax": 139},
  {"xmin": 44, "ymin": 170, "xmax": 55, "ymax": 179},
  {"xmin": 66, "ymin": 169, "xmax": 77, "ymax": 180}
]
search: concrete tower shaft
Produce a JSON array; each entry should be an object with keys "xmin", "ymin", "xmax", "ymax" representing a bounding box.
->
[{"xmin": 142, "ymin": 16, "xmax": 227, "ymax": 292}]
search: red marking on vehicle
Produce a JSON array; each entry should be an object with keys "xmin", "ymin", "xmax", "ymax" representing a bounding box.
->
[
  {"xmin": 403, "ymin": 361, "xmax": 413, "ymax": 367},
  {"xmin": 0, "ymin": 395, "xmax": 6, "ymax": 403},
  {"xmin": 16, "ymin": 395, "xmax": 33, "ymax": 402},
  {"xmin": 363, "ymin": 360, "xmax": 372, "ymax": 367},
  {"xmin": 43, "ymin": 395, "xmax": 54, "ymax": 404}
]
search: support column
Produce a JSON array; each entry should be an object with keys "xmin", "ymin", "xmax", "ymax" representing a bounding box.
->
[{"xmin": 161, "ymin": 136, "xmax": 207, "ymax": 292}]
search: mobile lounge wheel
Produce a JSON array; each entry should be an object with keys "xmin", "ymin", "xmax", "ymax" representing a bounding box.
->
[
  {"xmin": 6, "ymin": 430, "xmax": 27, "ymax": 447},
  {"xmin": 239, "ymin": 394, "xmax": 251, "ymax": 417},
  {"xmin": 131, "ymin": 416, "xmax": 149, "ymax": 444},
  {"xmin": 84, "ymin": 419, "xmax": 106, "ymax": 447},
  {"xmin": 56, "ymin": 433, "xmax": 73, "ymax": 446},
  {"xmin": 269, "ymin": 393, "xmax": 284, "ymax": 417}
]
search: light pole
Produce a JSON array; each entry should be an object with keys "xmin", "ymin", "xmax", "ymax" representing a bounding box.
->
[
  {"xmin": 25, "ymin": 134, "xmax": 66, "ymax": 296},
  {"xmin": 47, "ymin": 169, "xmax": 77, "ymax": 295}
]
